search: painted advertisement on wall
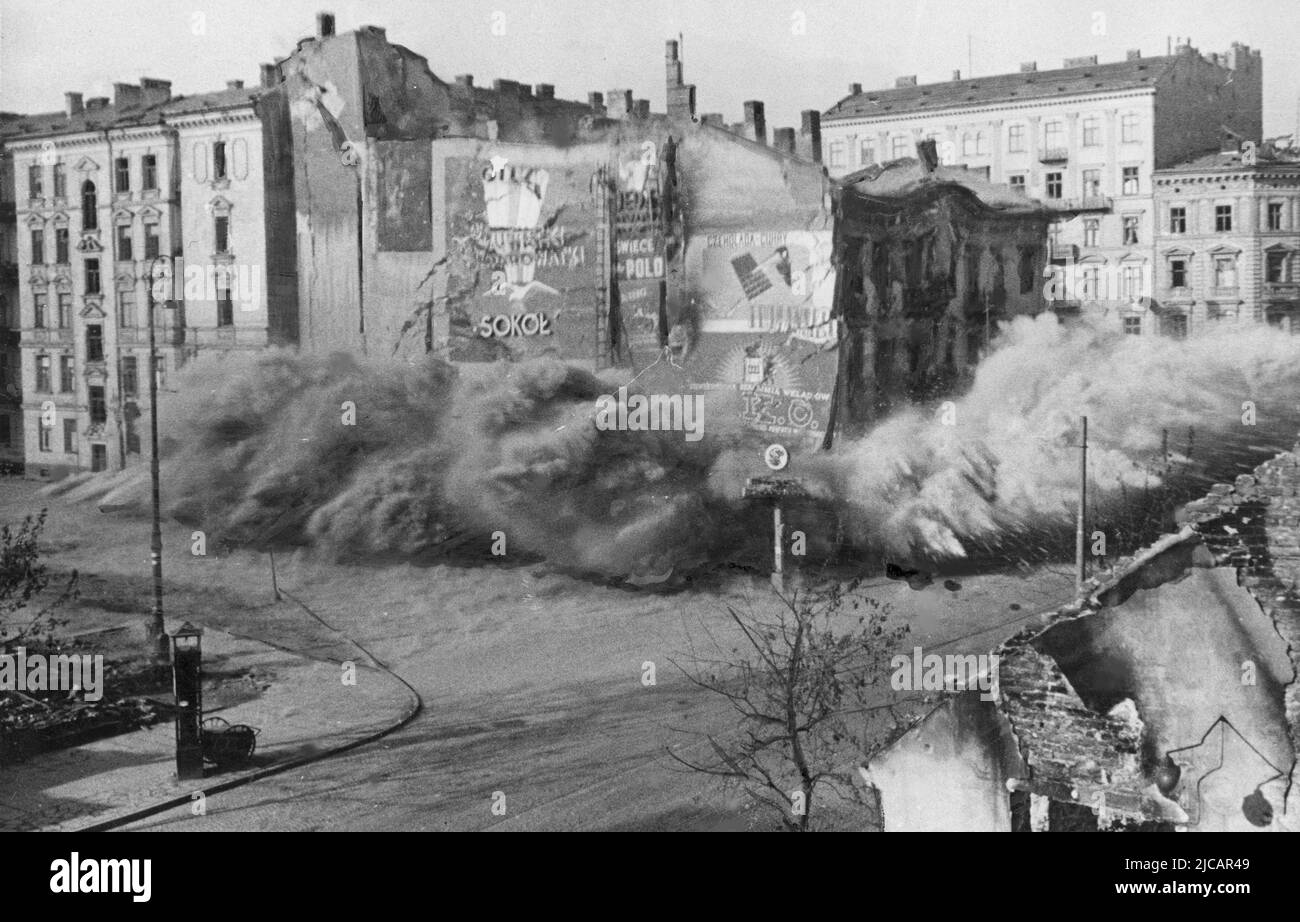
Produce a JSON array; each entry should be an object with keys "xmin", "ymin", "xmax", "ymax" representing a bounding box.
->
[
  {"xmin": 683, "ymin": 229, "xmax": 838, "ymax": 450},
  {"xmin": 443, "ymin": 150, "xmax": 602, "ymax": 362}
]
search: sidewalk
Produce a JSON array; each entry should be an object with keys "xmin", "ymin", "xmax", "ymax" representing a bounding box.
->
[{"xmin": 0, "ymin": 619, "xmax": 418, "ymax": 832}]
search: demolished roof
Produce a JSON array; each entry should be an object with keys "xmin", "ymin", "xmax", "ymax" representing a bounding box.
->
[{"xmin": 836, "ymin": 157, "xmax": 1054, "ymax": 219}]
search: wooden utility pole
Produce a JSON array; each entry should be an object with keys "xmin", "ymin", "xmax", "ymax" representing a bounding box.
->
[{"xmin": 1076, "ymin": 415, "xmax": 1088, "ymax": 592}]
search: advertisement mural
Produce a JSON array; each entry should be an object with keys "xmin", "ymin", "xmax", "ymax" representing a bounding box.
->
[
  {"xmin": 684, "ymin": 229, "xmax": 838, "ymax": 450},
  {"xmin": 444, "ymin": 151, "xmax": 601, "ymax": 362}
]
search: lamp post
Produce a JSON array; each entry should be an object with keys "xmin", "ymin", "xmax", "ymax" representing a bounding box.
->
[{"xmin": 147, "ymin": 256, "xmax": 174, "ymax": 663}]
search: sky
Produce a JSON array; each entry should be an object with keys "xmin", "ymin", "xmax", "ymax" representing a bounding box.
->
[{"xmin": 2, "ymin": 0, "xmax": 1298, "ymax": 137}]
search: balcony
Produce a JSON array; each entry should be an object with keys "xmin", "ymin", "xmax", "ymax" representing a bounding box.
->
[
  {"xmin": 1049, "ymin": 242, "xmax": 1078, "ymax": 262},
  {"xmin": 1045, "ymin": 196, "xmax": 1113, "ymax": 213},
  {"xmin": 22, "ymin": 327, "xmax": 73, "ymax": 346},
  {"xmin": 1038, "ymin": 147, "xmax": 1069, "ymax": 164}
]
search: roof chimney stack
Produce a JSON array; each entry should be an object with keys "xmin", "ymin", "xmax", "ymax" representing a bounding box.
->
[
  {"xmin": 895, "ymin": 75, "xmax": 918, "ymax": 87},
  {"xmin": 952, "ymin": 69, "xmax": 962, "ymax": 81},
  {"xmin": 260, "ymin": 64, "xmax": 279, "ymax": 88},
  {"xmin": 744, "ymin": 100, "xmax": 766, "ymax": 145},
  {"xmin": 65, "ymin": 92, "xmax": 84, "ymax": 118},
  {"xmin": 1019, "ymin": 61, "xmax": 1037, "ymax": 73},
  {"xmin": 849, "ymin": 82, "xmax": 862, "ymax": 96},
  {"xmin": 317, "ymin": 11, "xmax": 335, "ymax": 37},
  {"xmin": 227, "ymin": 79, "xmax": 244, "ymax": 90}
]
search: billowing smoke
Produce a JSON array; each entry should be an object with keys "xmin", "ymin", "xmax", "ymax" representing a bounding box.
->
[
  {"xmin": 62, "ymin": 314, "xmax": 1300, "ymax": 577},
  {"xmin": 806, "ymin": 313, "xmax": 1300, "ymax": 560}
]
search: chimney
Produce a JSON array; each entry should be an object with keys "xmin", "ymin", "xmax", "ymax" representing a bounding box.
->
[
  {"xmin": 455, "ymin": 74, "xmax": 474, "ymax": 87},
  {"xmin": 917, "ymin": 138, "xmax": 939, "ymax": 173},
  {"xmin": 895, "ymin": 75, "xmax": 917, "ymax": 87},
  {"xmin": 666, "ymin": 40, "xmax": 682, "ymax": 87},
  {"xmin": 65, "ymin": 92, "xmax": 84, "ymax": 118},
  {"xmin": 259, "ymin": 64, "xmax": 279, "ymax": 88},
  {"xmin": 633, "ymin": 99, "xmax": 650, "ymax": 119},
  {"xmin": 139, "ymin": 78, "xmax": 172, "ymax": 105},
  {"xmin": 606, "ymin": 89, "xmax": 633, "ymax": 120},
  {"xmin": 700, "ymin": 113, "xmax": 725, "ymax": 128},
  {"xmin": 113, "ymin": 82, "xmax": 144, "ymax": 109},
  {"xmin": 1222, "ymin": 130, "xmax": 1241, "ymax": 154},
  {"xmin": 1063, "ymin": 55, "xmax": 1098, "ymax": 68},
  {"xmin": 86, "ymin": 97, "xmax": 109, "ymax": 111},
  {"xmin": 798, "ymin": 109, "xmax": 822, "ymax": 164},
  {"xmin": 536, "ymin": 83, "xmax": 554, "ymax": 100},
  {"xmin": 743, "ymin": 100, "xmax": 766, "ymax": 145},
  {"xmin": 849, "ymin": 82, "xmax": 862, "ymax": 96},
  {"xmin": 587, "ymin": 91, "xmax": 605, "ymax": 116},
  {"xmin": 317, "ymin": 11, "xmax": 335, "ymax": 37},
  {"xmin": 227, "ymin": 79, "xmax": 245, "ymax": 90},
  {"xmin": 665, "ymin": 38, "xmax": 697, "ymax": 120},
  {"xmin": 1019, "ymin": 61, "xmax": 1037, "ymax": 73},
  {"xmin": 1126, "ymin": 49, "xmax": 1142, "ymax": 61},
  {"xmin": 951, "ymin": 70, "xmax": 962, "ymax": 81},
  {"xmin": 520, "ymin": 84, "xmax": 533, "ymax": 97},
  {"xmin": 773, "ymin": 127, "xmax": 796, "ymax": 155}
]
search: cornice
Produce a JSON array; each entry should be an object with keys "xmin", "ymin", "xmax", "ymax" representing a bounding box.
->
[{"xmin": 822, "ymin": 88, "xmax": 1156, "ymax": 129}]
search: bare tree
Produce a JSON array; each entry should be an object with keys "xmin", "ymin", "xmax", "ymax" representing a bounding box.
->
[
  {"xmin": 671, "ymin": 579, "xmax": 909, "ymax": 831},
  {"xmin": 0, "ymin": 510, "xmax": 78, "ymax": 648}
]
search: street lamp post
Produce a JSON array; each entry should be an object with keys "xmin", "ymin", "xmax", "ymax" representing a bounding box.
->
[{"xmin": 147, "ymin": 256, "xmax": 172, "ymax": 663}]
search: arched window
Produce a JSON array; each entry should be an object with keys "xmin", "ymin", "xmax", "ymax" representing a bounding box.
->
[{"xmin": 81, "ymin": 180, "xmax": 97, "ymax": 230}]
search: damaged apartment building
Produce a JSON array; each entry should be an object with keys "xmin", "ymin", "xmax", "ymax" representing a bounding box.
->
[{"xmin": 863, "ymin": 447, "xmax": 1300, "ymax": 832}]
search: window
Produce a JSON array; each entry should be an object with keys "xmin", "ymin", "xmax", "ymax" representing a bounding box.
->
[
  {"xmin": 1082, "ymin": 116, "xmax": 1100, "ymax": 147},
  {"xmin": 215, "ymin": 216, "xmax": 230, "ymax": 254},
  {"xmin": 91, "ymin": 444, "xmax": 107, "ymax": 472},
  {"xmin": 38, "ymin": 422, "xmax": 51, "ymax": 453},
  {"xmin": 142, "ymin": 154, "xmax": 157, "ymax": 191},
  {"xmin": 55, "ymin": 228, "xmax": 69, "ymax": 264},
  {"xmin": 1121, "ymin": 167, "xmax": 1139, "ymax": 196},
  {"xmin": 53, "ymin": 163, "xmax": 66, "ymax": 199},
  {"xmin": 1121, "ymin": 264, "xmax": 1144, "ymax": 299},
  {"xmin": 114, "ymin": 157, "xmax": 130, "ymax": 193},
  {"xmin": 1008, "ymin": 174, "xmax": 1026, "ymax": 193},
  {"xmin": 81, "ymin": 181, "xmax": 97, "ymax": 230},
  {"xmin": 121, "ymin": 356, "xmax": 138, "ymax": 396},
  {"xmin": 1008, "ymin": 124, "xmax": 1026, "ymax": 152},
  {"xmin": 57, "ymin": 293, "xmax": 71, "ymax": 329},
  {"xmin": 217, "ymin": 277, "xmax": 234, "ymax": 327},
  {"xmin": 86, "ymin": 324, "xmax": 104, "ymax": 362},
  {"xmin": 85, "ymin": 258, "xmax": 101, "ymax": 294},
  {"xmin": 1267, "ymin": 251, "xmax": 1290, "ymax": 284},
  {"xmin": 1163, "ymin": 313, "xmax": 1188, "ymax": 339},
  {"xmin": 59, "ymin": 355, "xmax": 73, "ymax": 392},
  {"xmin": 1213, "ymin": 254, "xmax": 1237, "ymax": 288},
  {"xmin": 1123, "ymin": 316, "xmax": 1142, "ymax": 335},
  {"xmin": 1019, "ymin": 247, "xmax": 1037, "ymax": 292},
  {"xmin": 1169, "ymin": 206, "xmax": 1186, "ymax": 234},
  {"xmin": 1082, "ymin": 169, "xmax": 1101, "ymax": 198},
  {"xmin": 1083, "ymin": 219, "xmax": 1099, "ymax": 247},
  {"xmin": 36, "ymin": 354, "xmax": 51, "ymax": 392},
  {"xmin": 116, "ymin": 224, "xmax": 133, "ymax": 261},
  {"xmin": 144, "ymin": 223, "xmax": 160, "ymax": 259},
  {"xmin": 33, "ymin": 293, "xmax": 47, "ymax": 328},
  {"xmin": 213, "ymin": 141, "xmax": 228, "ymax": 180},
  {"xmin": 1215, "ymin": 205, "xmax": 1233, "ymax": 232},
  {"xmin": 828, "ymin": 142, "xmax": 845, "ymax": 169},
  {"xmin": 890, "ymin": 134, "xmax": 908, "ymax": 160},
  {"xmin": 89, "ymin": 386, "xmax": 107, "ymax": 425},
  {"xmin": 28, "ymin": 164, "xmax": 43, "ymax": 198},
  {"xmin": 1123, "ymin": 216, "xmax": 1140, "ymax": 245},
  {"xmin": 962, "ymin": 133, "xmax": 975, "ymax": 157},
  {"xmin": 30, "ymin": 230, "xmax": 45, "ymax": 265},
  {"xmin": 63, "ymin": 419, "xmax": 77, "ymax": 454},
  {"xmin": 1043, "ymin": 121, "xmax": 1063, "ymax": 149},
  {"xmin": 1081, "ymin": 266, "xmax": 1101, "ymax": 300},
  {"xmin": 1170, "ymin": 259, "xmax": 1187, "ymax": 288},
  {"xmin": 1120, "ymin": 113, "xmax": 1139, "ymax": 143},
  {"xmin": 1046, "ymin": 172, "xmax": 1063, "ymax": 199},
  {"xmin": 858, "ymin": 140, "xmax": 875, "ymax": 165},
  {"xmin": 1268, "ymin": 202, "xmax": 1283, "ymax": 231},
  {"xmin": 117, "ymin": 290, "xmax": 135, "ymax": 327}
]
